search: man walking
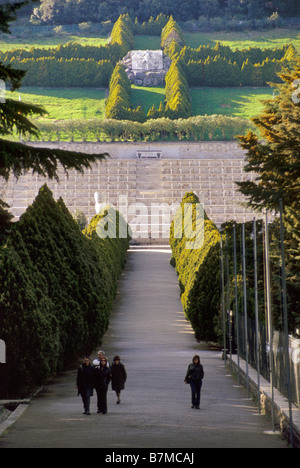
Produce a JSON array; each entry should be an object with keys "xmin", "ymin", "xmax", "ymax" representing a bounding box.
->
[{"xmin": 76, "ymin": 356, "xmax": 94, "ymax": 415}]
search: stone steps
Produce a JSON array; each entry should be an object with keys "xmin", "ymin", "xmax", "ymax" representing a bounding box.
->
[{"xmin": 0, "ymin": 150, "xmax": 263, "ymax": 244}]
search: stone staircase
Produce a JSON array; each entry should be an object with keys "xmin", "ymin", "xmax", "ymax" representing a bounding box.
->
[{"xmin": 0, "ymin": 147, "xmax": 261, "ymax": 245}]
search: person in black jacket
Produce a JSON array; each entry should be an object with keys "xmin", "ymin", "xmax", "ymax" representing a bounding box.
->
[
  {"xmin": 94, "ymin": 356, "xmax": 111, "ymax": 414},
  {"xmin": 111, "ymin": 355, "xmax": 127, "ymax": 405},
  {"xmin": 76, "ymin": 356, "xmax": 94, "ymax": 415},
  {"xmin": 184, "ymin": 355, "xmax": 204, "ymax": 409}
]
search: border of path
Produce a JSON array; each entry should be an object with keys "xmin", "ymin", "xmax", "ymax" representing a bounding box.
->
[
  {"xmin": 0, "ymin": 386, "xmax": 43, "ymax": 437},
  {"xmin": 0, "ymin": 402, "xmax": 29, "ymax": 437},
  {"xmin": 229, "ymin": 356, "xmax": 300, "ymax": 448}
]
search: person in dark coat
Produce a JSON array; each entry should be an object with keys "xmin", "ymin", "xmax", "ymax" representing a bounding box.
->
[
  {"xmin": 184, "ymin": 355, "xmax": 204, "ymax": 409},
  {"xmin": 111, "ymin": 355, "xmax": 127, "ymax": 405},
  {"xmin": 94, "ymin": 356, "xmax": 111, "ymax": 414},
  {"xmin": 76, "ymin": 356, "xmax": 94, "ymax": 415}
]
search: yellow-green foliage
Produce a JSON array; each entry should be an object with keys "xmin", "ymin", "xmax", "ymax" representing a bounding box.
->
[
  {"xmin": 110, "ymin": 13, "xmax": 134, "ymax": 55},
  {"xmin": 170, "ymin": 192, "xmax": 221, "ymax": 342},
  {"xmin": 165, "ymin": 59, "xmax": 192, "ymax": 119},
  {"xmin": 161, "ymin": 16, "xmax": 185, "ymax": 49},
  {"xmin": 105, "ymin": 63, "xmax": 132, "ymax": 119}
]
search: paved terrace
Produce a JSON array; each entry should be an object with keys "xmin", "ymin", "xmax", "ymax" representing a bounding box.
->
[{"xmin": 0, "ymin": 249, "xmax": 287, "ymax": 448}]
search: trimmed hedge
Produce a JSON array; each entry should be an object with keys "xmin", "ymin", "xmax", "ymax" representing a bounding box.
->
[
  {"xmin": 0, "ymin": 185, "xmax": 130, "ymax": 397},
  {"xmin": 179, "ymin": 43, "xmax": 295, "ymax": 87},
  {"xmin": 170, "ymin": 192, "xmax": 221, "ymax": 342},
  {"xmin": 33, "ymin": 114, "xmax": 254, "ymax": 142},
  {"xmin": 8, "ymin": 57, "xmax": 113, "ymax": 88}
]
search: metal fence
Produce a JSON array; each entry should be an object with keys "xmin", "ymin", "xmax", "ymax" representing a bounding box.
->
[{"xmin": 236, "ymin": 316, "xmax": 300, "ymax": 408}]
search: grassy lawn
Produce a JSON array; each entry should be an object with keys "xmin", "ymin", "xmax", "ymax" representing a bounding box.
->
[
  {"xmin": 130, "ymin": 28, "xmax": 300, "ymax": 51},
  {"xmin": 184, "ymin": 28, "xmax": 300, "ymax": 51},
  {"xmin": 8, "ymin": 86, "xmax": 274, "ymax": 122},
  {"xmin": 131, "ymin": 85, "xmax": 165, "ymax": 113},
  {"xmin": 133, "ymin": 35, "xmax": 162, "ymax": 50},
  {"xmin": 2, "ymin": 27, "xmax": 298, "ymax": 53},
  {"xmin": 7, "ymin": 87, "xmax": 107, "ymax": 120},
  {"xmin": 190, "ymin": 86, "xmax": 274, "ymax": 119},
  {"xmin": 0, "ymin": 34, "xmax": 109, "ymax": 52}
]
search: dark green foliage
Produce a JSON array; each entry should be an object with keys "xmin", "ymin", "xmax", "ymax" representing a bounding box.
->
[
  {"xmin": 179, "ymin": 43, "xmax": 295, "ymax": 87},
  {"xmin": 237, "ymin": 59, "xmax": 300, "ymax": 334},
  {"xmin": 0, "ymin": 41, "xmax": 124, "ymax": 88},
  {"xmin": 0, "ymin": 185, "xmax": 130, "ymax": 397},
  {"xmin": 170, "ymin": 192, "xmax": 221, "ymax": 342},
  {"xmin": 132, "ymin": 14, "xmax": 168, "ymax": 36},
  {"xmin": 31, "ymin": 0, "xmax": 300, "ymax": 25}
]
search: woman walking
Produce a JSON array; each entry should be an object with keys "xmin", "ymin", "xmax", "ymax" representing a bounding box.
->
[
  {"xmin": 94, "ymin": 356, "xmax": 111, "ymax": 414},
  {"xmin": 111, "ymin": 355, "xmax": 127, "ymax": 404},
  {"xmin": 184, "ymin": 355, "xmax": 204, "ymax": 409}
]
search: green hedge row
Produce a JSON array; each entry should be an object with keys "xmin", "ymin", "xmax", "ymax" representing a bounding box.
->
[
  {"xmin": 178, "ymin": 43, "xmax": 295, "ymax": 87},
  {"xmin": 0, "ymin": 42, "xmax": 124, "ymax": 64},
  {"xmin": 179, "ymin": 43, "xmax": 294, "ymax": 68},
  {"xmin": 169, "ymin": 192, "xmax": 221, "ymax": 342},
  {"xmin": 0, "ymin": 185, "xmax": 130, "ymax": 397},
  {"xmin": 32, "ymin": 114, "xmax": 255, "ymax": 142},
  {"xmin": 7, "ymin": 57, "xmax": 113, "ymax": 88}
]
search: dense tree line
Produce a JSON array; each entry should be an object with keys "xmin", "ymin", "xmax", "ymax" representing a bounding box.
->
[
  {"xmin": 178, "ymin": 43, "xmax": 295, "ymax": 87},
  {"xmin": 0, "ymin": 42, "xmax": 124, "ymax": 63},
  {"xmin": 169, "ymin": 192, "xmax": 221, "ymax": 342},
  {"xmin": 0, "ymin": 40, "xmax": 124, "ymax": 88},
  {"xmin": 30, "ymin": 0, "xmax": 300, "ymax": 25},
  {"xmin": 0, "ymin": 185, "xmax": 130, "ymax": 397},
  {"xmin": 6, "ymin": 57, "xmax": 113, "ymax": 87}
]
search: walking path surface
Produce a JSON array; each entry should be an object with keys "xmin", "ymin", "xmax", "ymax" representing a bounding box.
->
[{"xmin": 0, "ymin": 249, "xmax": 287, "ymax": 448}]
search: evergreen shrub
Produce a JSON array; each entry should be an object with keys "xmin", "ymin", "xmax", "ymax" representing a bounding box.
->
[
  {"xmin": 0, "ymin": 185, "xmax": 130, "ymax": 397},
  {"xmin": 170, "ymin": 192, "xmax": 221, "ymax": 342}
]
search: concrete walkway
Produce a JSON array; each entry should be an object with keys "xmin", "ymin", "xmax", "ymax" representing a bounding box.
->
[{"xmin": 0, "ymin": 249, "xmax": 287, "ymax": 448}]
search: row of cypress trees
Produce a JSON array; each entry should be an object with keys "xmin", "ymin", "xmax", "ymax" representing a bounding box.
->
[
  {"xmin": 169, "ymin": 192, "xmax": 221, "ymax": 342},
  {"xmin": 0, "ymin": 185, "xmax": 130, "ymax": 397}
]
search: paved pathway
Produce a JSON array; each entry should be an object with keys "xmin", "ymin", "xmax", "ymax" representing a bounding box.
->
[{"xmin": 0, "ymin": 249, "xmax": 287, "ymax": 448}]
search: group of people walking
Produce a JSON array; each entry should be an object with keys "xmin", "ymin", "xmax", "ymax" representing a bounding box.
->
[
  {"xmin": 77, "ymin": 352, "xmax": 204, "ymax": 415},
  {"xmin": 76, "ymin": 350, "xmax": 127, "ymax": 415}
]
